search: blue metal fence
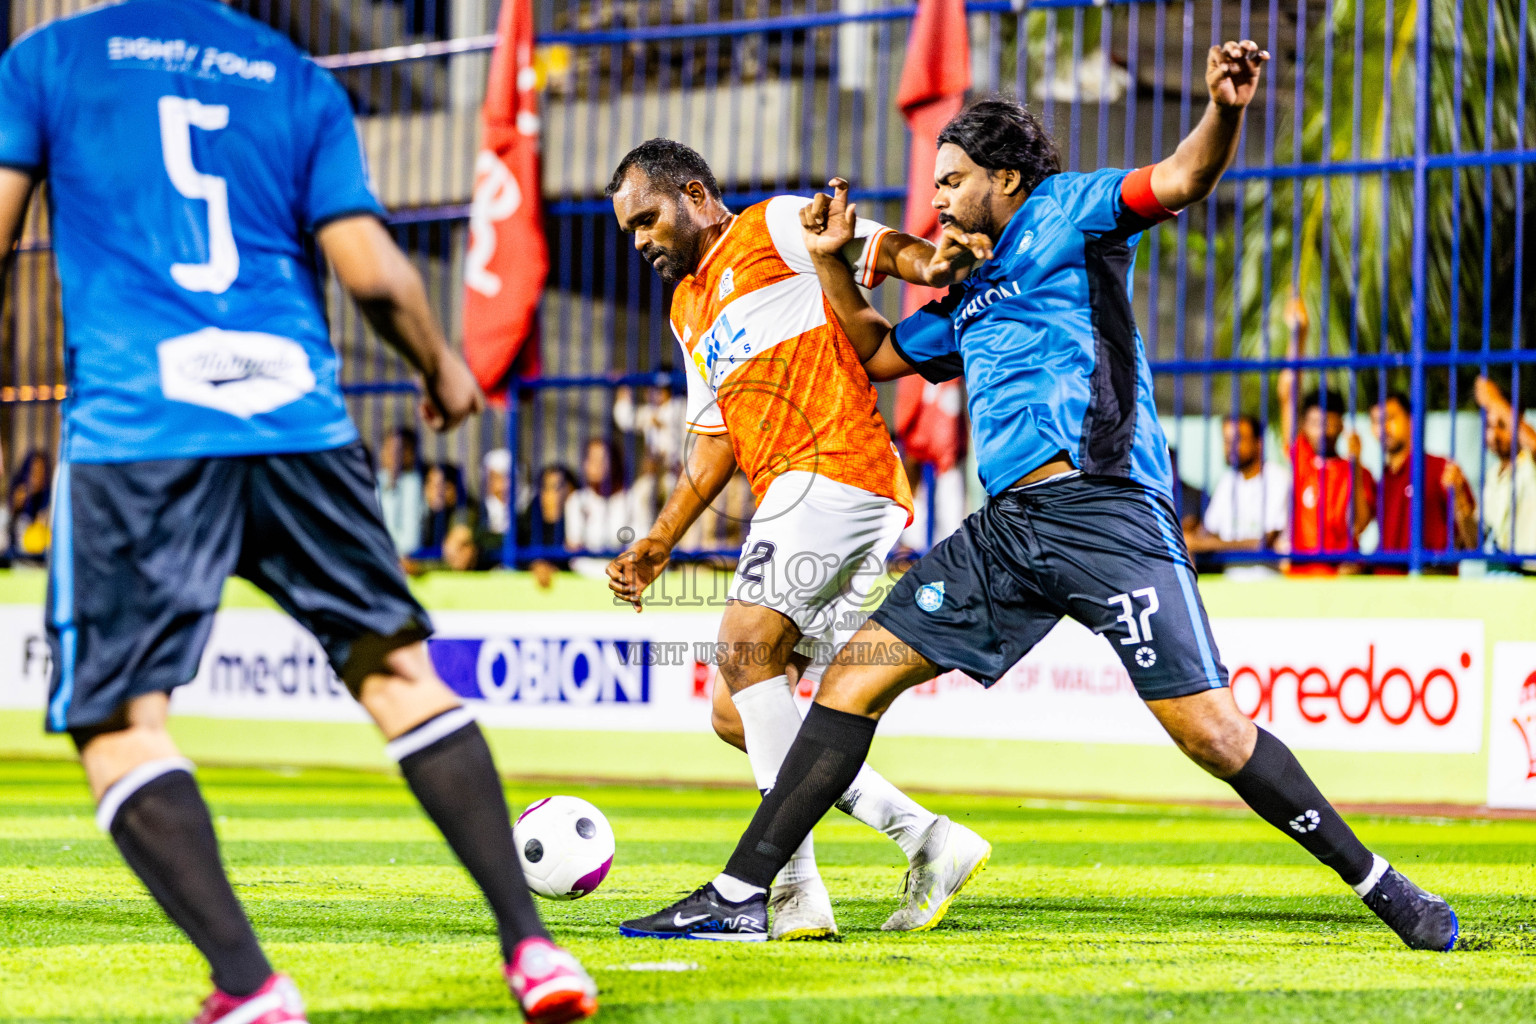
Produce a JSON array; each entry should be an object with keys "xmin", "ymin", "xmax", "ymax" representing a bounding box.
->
[{"xmin": 3, "ymin": 0, "xmax": 1533, "ymax": 574}]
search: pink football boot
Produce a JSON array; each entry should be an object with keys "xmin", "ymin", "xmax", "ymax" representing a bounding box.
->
[
  {"xmin": 191, "ymin": 972, "xmax": 307, "ymax": 1024},
  {"xmin": 504, "ymin": 936, "xmax": 598, "ymax": 1024}
]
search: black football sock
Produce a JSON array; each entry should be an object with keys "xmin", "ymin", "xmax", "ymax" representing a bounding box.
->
[
  {"xmin": 100, "ymin": 760, "xmax": 273, "ymax": 997},
  {"xmin": 722, "ymin": 703, "xmax": 879, "ymax": 889},
  {"xmin": 1225, "ymin": 727, "xmax": 1375, "ymax": 886},
  {"xmin": 390, "ymin": 708, "xmax": 548, "ymax": 958}
]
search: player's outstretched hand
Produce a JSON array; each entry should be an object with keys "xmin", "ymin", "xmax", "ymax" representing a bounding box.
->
[
  {"xmin": 923, "ymin": 224, "xmax": 995, "ymax": 287},
  {"xmin": 607, "ymin": 536, "xmax": 672, "ymax": 611},
  {"xmin": 801, "ymin": 178, "xmax": 858, "ymax": 257},
  {"xmin": 420, "ymin": 350, "xmax": 485, "ymax": 431},
  {"xmin": 1208, "ymin": 40, "xmax": 1268, "ymax": 109}
]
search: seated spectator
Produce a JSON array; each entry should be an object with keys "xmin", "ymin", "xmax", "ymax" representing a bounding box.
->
[
  {"xmin": 1184, "ymin": 414, "xmax": 1291, "ymax": 578},
  {"xmin": 1369, "ymin": 392, "xmax": 1477, "ymax": 574},
  {"xmin": 1474, "ymin": 376, "xmax": 1536, "ymax": 573},
  {"xmin": 566, "ymin": 437, "xmax": 655, "ymax": 577},
  {"xmin": 518, "ymin": 464, "xmax": 577, "ymax": 588},
  {"xmin": 418, "ymin": 462, "xmax": 468, "ymax": 558},
  {"xmin": 8, "ymin": 450, "xmax": 51, "ymax": 563},
  {"xmin": 376, "ymin": 426, "xmax": 423, "ymax": 556},
  {"xmin": 1277, "ymin": 300, "xmax": 1375, "ymax": 573},
  {"xmin": 613, "ymin": 381, "xmax": 687, "ymax": 474},
  {"xmin": 443, "ymin": 448, "xmax": 515, "ymax": 571}
]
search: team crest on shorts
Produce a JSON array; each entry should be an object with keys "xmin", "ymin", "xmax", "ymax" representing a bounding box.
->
[{"xmin": 916, "ymin": 581, "xmax": 946, "ymax": 613}]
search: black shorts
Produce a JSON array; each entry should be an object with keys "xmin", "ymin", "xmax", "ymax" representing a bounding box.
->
[
  {"xmin": 869, "ymin": 472, "xmax": 1228, "ymax": 702},
  {"xmin": 45, "ymin": 443, "xmax": 432, "ymax": 733}
]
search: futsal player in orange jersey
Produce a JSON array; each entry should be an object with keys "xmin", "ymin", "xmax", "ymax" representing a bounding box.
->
[{"xmin": 605, "ymin": 141, "xmax": 991, "ymax": 940}]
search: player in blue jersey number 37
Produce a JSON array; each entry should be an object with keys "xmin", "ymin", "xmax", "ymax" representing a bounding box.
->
[
  {"xmin": 0, "ymin": 2, "xmax": 595, "ymax": 1023},
  {"xmin": 620, "ymin": 41, "xmax": 1460, "ymax": 957}
]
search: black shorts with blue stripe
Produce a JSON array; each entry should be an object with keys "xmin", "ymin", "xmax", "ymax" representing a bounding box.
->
[
  {"xmin": 869, "ymin": 472, "xmax": 1228, "ymax": 702},
  {"xmin": 45, "ymin": 442, "xmax": 432, "ymax": 734}
]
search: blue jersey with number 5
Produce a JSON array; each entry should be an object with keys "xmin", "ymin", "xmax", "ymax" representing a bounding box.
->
[{"xmin": 0, "ymin": 0, "xmax": 380, "ymax": 462}]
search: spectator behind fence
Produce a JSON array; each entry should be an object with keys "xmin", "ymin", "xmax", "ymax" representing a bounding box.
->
[
  {"xmin": 613, "ymin": 382, "xmax": 687, "ymax": 473},
  {"xmin": 518, "ymin": 464, "xmax": 577, "ymax": 588},
  {"xmin": 1166, "ymin": 445, "xmax": 1209, "ymax": 533},
  {"xmin": 8, "ymin": 449, "xmax": 51, "ymax": 562},
  {"xmin": 418, "ymin": 462, "xmax": 468, "ymax": 557},
  {"xmin": 443, "ymin": 448, "xmax": 515, "ymax": 571},
  {"xmin": 1369, "ymin": 392, "xmax": 1477, "ymax": 574},
  {"xmin": 1184, "ymin": 414, "xmax": 1291, "ymax": 579},
  {"xmin": 566, "ymin": 437, "xmax": 655, "ymax": 577},
  {"xmin": 376, "ymin": 426, "xmax": 423, "ymax": 556},
  {"xmin": 1277, "ymin": 300, "xmax": 1375, "ymax": 574},
  {"xmin": 1474, "ymin": 376, "xmax": 1536, "ymax": 573}
]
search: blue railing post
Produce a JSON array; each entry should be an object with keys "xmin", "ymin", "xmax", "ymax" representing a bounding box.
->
[
  {"xmin": 1408, "ymin": 0, "xmax": 1433, "ymax": 574},
  {"xmin": 502, "ymin": 382, "xmax": 521, "ymax": 571}
]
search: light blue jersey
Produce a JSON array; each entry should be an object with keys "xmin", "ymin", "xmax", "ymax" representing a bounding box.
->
[
  {"xmin": 890, "ymin": 168, "xmax": 1174, "ymax": 497},
  {"xmin": 0, "ymin": 0, "xmax": 381, "ymax": 462}
]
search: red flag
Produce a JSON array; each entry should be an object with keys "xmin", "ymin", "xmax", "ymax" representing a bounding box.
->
[
  {"xmin": 896, "ymin": 0, "xmax": 970, "ymax": 317},
  {"xmin": 463, "ymin": 0, "xmax": 546, "ymax": 399},
  {"xmin": 894, "ymin": 377, "xmax": 967, "ymax": 473}
]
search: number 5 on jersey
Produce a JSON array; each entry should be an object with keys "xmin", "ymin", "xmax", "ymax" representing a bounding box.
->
[{"xmin": 158, "ymin": 96, "xmax": 238, "ymax": 294}]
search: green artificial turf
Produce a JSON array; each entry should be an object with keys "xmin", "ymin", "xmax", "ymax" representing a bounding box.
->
[{"xmin": 1, "ymin": 760, "xmax": 1533, "ymax": 1024}]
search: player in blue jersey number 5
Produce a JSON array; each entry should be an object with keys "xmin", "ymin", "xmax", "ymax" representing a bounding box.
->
[
  {"xmin": 0, "ymin": 3, "xmax": 594, "ymax": 1022},
  {"xmin": 620, "ymin": 40, "xmax": 1459, "ymax": 956}
]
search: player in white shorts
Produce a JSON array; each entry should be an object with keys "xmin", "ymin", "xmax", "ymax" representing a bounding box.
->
[{"xmin": 604, "ymin": 140, "xmax": 992, "ymax": 940}]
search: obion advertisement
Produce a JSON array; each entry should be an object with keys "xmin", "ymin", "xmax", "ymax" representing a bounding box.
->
[{"xmin": 0, "ymin": 605, "xmax": 1483, "ymax": 754}]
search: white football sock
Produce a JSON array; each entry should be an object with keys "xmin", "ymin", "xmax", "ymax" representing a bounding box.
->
[
  {"xmin": 731, "ymin": 676, "xmax": 821, "ymax": 889},
  {"xmin": 712, "ymin": 873, "xmax": 767, "ymax": 903},
  {"xmin": 1352, "ymin": 853, "xmax": 1390, "ymax": 897},
  {"xmin": 837, "ymin": 764, "xmax": 941, "ymax": 864},
  {"xmin": 731, "ymin": 675, "xmax": 802, "ymax": 791}
]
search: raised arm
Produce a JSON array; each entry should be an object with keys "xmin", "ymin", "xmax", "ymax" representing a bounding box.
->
[
  {"xmin": 800, "ymin": 178, "xmax": 992, "ymax": 289},
  {"xmin": 606, "ymin": 432, "xmax": 737, "ymax": 610},
  {"xmin": 1275, "ymin": 294, "xmax": 1308, "ymax": 450},
  {"xmin": 799, "ymin": 186, "xmax": 923, "ymax": 382},
  {"xmin": 1149, "ymin": 41, "xmax": 1269, "ymax": 212},
  {"xmin": 1475, "ymin": 376, "xmax": 1536, "ymax": 453},
  {"xmin": 318, "ymin": 214, "xmax": 484, "ymax": 431}
]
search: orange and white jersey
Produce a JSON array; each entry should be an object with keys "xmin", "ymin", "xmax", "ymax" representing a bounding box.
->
[{"xmin": 670, "ymin": 196, "xmax": 913, "ymax": 519}]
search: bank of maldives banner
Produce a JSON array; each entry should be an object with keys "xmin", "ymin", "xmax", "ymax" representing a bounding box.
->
[{"xmin": 0, "ymin": 607, "xmax": 1483, "ymax": 756}]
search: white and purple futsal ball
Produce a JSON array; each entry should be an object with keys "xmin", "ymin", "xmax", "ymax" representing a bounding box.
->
[{"xmin": 514, "ymin": 796, "xmax": 615, "ymax": 900}]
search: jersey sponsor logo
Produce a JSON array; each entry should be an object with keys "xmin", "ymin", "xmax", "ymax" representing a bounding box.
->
[
  {"xmin": 916, "ymin": 581, "xmax": 946, "ymax": 613},
  {"xmin": 689, "ymin": 274, "xmax": 827, "ymax": 390},
  {"xmin": 157, "ymin": 328, "xmax": 317, "ymax": 418},
  {"xmin": 1015, "ymin": 229, "xmax": 1036, "ymax": 255},
  {"xmin": 718, "ymin": 266, "xmax": 736, "ymax": 301},
  {"xmin": 952, "ymin": 279, "xmax": 1024, "ymax": 328},
  {"xmin": 108, "ymin": 37, "xmax": 278, "ymax": 83}
]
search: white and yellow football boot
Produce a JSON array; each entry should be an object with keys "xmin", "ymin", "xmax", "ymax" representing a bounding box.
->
[{"xmin": 881, "ymin": 816, "xmax": 991, "ymax": 932}]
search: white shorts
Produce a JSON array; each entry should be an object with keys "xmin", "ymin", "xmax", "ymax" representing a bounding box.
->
[{"xmin": 726, "ymin": 471, "xmax": 908, "ymax": 664}]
